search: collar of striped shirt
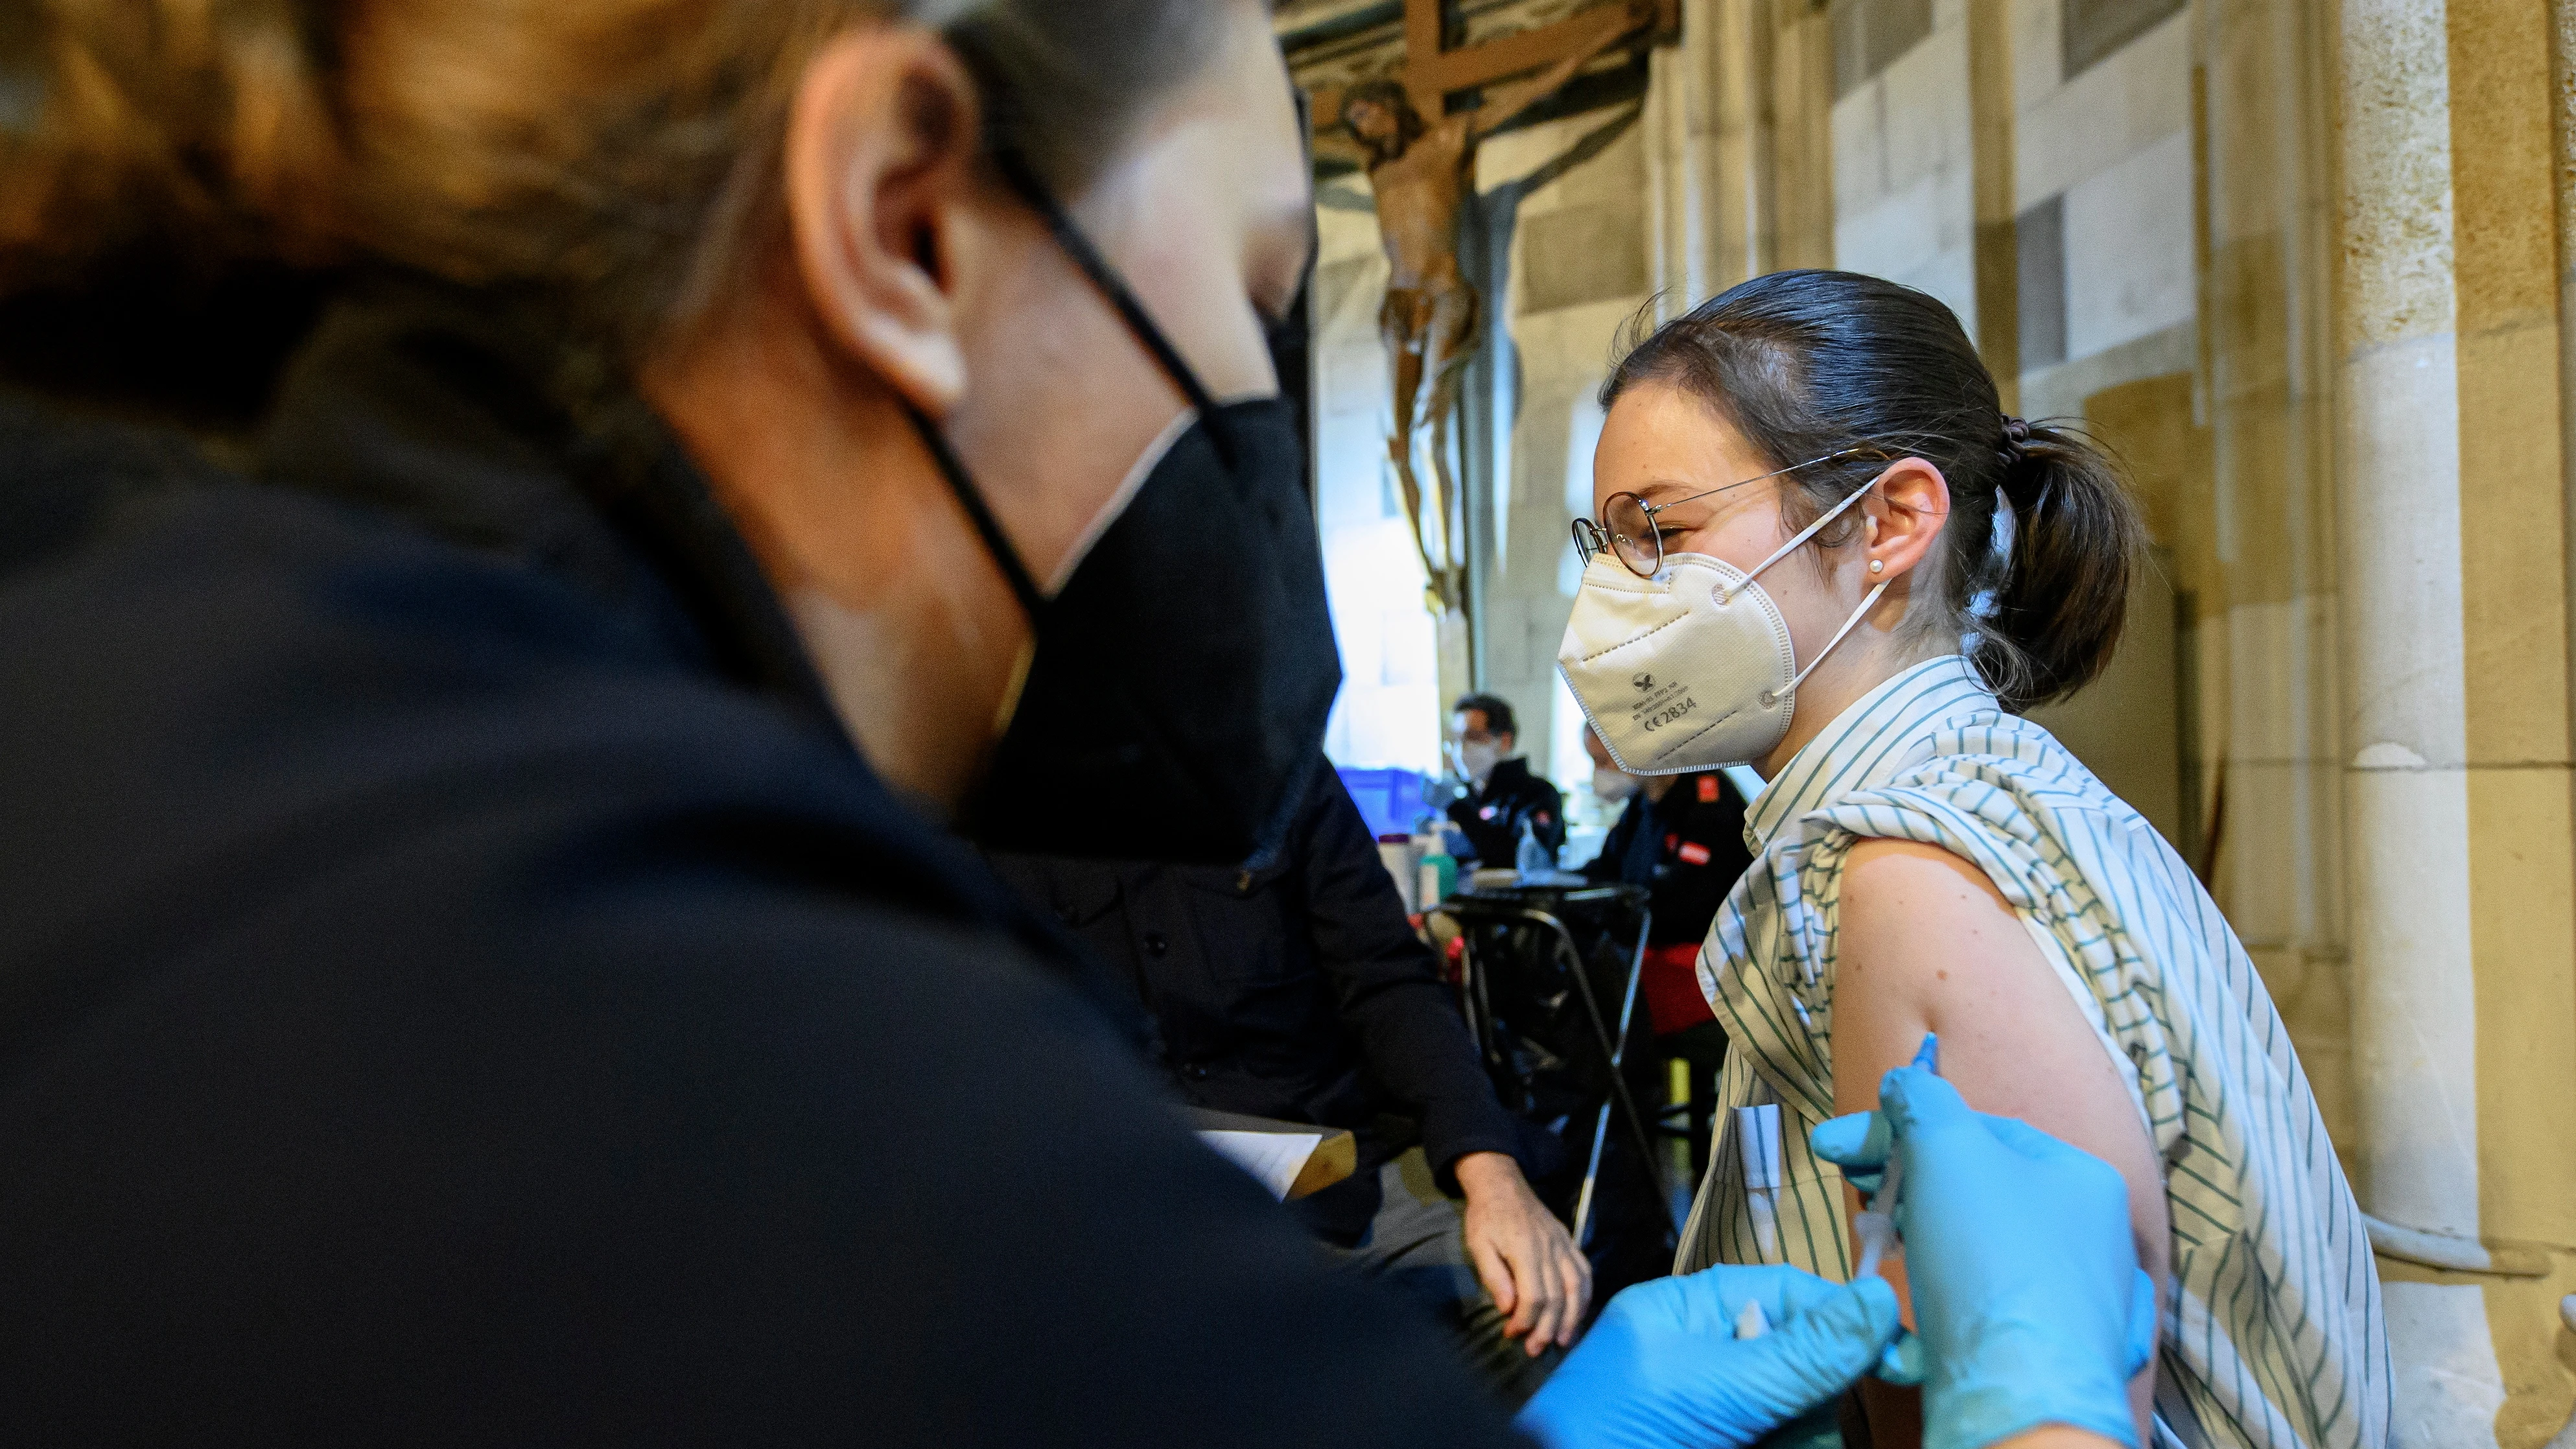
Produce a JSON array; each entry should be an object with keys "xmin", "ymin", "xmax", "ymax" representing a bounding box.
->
[{"xmin": 1741, "ymin": 653, "xmax": 2000, "ymax": 854}]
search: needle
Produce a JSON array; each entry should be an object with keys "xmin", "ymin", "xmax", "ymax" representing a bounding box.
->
[{"xmin": 1855, "ymin": 1033, "xmax": 1939, "ymax": 1280}]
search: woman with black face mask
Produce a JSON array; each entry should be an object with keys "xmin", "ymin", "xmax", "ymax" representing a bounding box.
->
[
  {"xmin": 1, "ymin": 3, "xmax": 2158, "ymax": 1446},
  {"xmin": 0, "ymin": 5, "xmax": 1401, "ymax": 1440}
]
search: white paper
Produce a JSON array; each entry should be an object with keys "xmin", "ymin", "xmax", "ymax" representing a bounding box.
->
[
  {"xmin": 1198, "ymin": 1129, "xmax": 1322, "ymax": 1201},
  {"xmin": 1735, "ymin": 1103, "xmax": 1783, "ymax": 1188},
  {"xmin": 1736, "ymin": 1103, "xmax": 1783, "ymax": 1259}
]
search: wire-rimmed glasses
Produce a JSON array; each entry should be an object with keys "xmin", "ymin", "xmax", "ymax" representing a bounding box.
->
[{"xmin": 1570, "ymin": 448, "xmax": 1873, "ymax": 579}]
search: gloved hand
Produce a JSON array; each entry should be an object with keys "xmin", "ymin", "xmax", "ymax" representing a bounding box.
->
[
  {"xmin": 1810, "ymin": 1066, "xmax": 2157, "ymax": 1449},
  {"xmin": 1514, "ymin": 1264, "xmax": 1901, "ymax": 1449}
]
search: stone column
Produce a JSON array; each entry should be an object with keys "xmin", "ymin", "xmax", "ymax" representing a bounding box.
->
[
  {"xmin": 1644, "ymin": 0, "xmax": 1718, "ymax": 316},
  {"xmin": 1965, "ymin": 0, "xmax": 2019, "ymax": 406},
  {"xmin": 2199, "ymin": 0, "xmax": 2348, "ymax": 1151},
  {"xmin": 2337, "ymin": 0, "xmax": 2576, "ymax": 1440},
  {"xmin": 1709, "ymin": 0, "xmax": 1778, "ymax": 287},
  {"xmin": 1643, "ymin": 0, "xmax": 1801, "ymax": 316},
  {"xmin": 1766, "ymin": 0, "xmax": 1836, "ymax": 272}
]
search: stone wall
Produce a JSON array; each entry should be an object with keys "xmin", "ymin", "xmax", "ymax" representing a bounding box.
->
[{"xmin": 1479, "ymin": 110, "xmax": 1655, "ymax": 792}]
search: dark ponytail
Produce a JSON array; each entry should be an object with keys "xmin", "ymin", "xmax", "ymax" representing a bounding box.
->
[
  {"xmin": 1981, "ymin": 417, "xmax": 2138, "ymax": 709},
  {"xmin": 1598, "ymin": 270, "xmax": 2146, "ymax": 711}
]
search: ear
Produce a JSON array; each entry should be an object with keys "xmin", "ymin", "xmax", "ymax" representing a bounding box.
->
[
  {"xmin": 783, "ymin": 27, "xmax": 983, "ymax": 414},
  {"xmin": 1859, "ymin": 458, "xmax": 1951, "ymax": 582}
]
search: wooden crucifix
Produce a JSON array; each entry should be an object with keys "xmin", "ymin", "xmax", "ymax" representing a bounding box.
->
[{"xmin": 1308, "ymin": 0, "xmax": 1674, "ymax": 615}]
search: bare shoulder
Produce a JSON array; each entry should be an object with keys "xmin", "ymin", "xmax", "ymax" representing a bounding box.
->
[
  {"xmin": 1832, "ymin": 836, "xmax": 2127, "ymax": 1138},
  {"xmin": 1838, "ymin": 836, "xmax": 2019, "ymax": 941},
  {"xmin": 1831, "ymin": 836, "xmax": 2054, "ymax": 1088}
]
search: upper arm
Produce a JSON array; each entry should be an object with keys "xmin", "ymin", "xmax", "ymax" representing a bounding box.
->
[
  {"xmin": 1832, "ymin": 840, "xmax": 2138, "ymax": 1137},
  {"xmin": 1832, "ymin": 838, "xmax": 2168, "ymax": 1436}
]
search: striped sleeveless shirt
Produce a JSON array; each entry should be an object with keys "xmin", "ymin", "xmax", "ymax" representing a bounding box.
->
[{"xmin": 1676, "ymin": 654, "xmax": 2389, "ymax": 1449}]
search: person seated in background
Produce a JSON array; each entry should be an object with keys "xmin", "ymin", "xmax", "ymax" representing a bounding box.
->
[
  {"xmin": 987, "ymin": 759, "xmax": 1589, "ymax": 1403},
  {"xmin": 1576, "ymin": 725, "xmax": 1751, "ymax": 1180},
  {"xmin": 1445, "ymin": 693, "xmax": 1565, "ymax": 867}
]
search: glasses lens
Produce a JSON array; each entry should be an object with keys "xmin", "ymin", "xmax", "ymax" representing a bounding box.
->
[
  {"xmin": 1571, "ymin": 517, "xmax": 1603, "ymax": 563},
  {"xmin": 1603, "ymin": 493, "xmax": 1659, "ymax": 576}
]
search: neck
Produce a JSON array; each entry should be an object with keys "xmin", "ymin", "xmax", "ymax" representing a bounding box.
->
[
  {"xmin": 1753, "ymin": 593, "xmax": 1944, "ymax": 781},
  {"xmin": 642, "ymin": 287, "xmax": 1029, "ymax": 812},
  {"xmin": 1642, "ymin": 773, "xmax": 1679, "ymax": 803}
]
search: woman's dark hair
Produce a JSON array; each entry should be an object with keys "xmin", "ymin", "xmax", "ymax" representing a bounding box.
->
[
  {"xmin": 948, "ymin": 2, "xmax": 1234, "ymax": 213},
  {"xmin": 1598, "ymin": 269, "xmax": 2145, "ymax": 712}
]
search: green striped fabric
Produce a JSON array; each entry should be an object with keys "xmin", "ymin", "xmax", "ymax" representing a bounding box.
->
[{"xmin": 1674, "ymin": 654, "xmax": 2389, "ymax": 1449}]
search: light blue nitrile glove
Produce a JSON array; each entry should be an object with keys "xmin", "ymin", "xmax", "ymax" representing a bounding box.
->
[
  {"xmin": 1514, "ymin": 1264, "xmax": 1902, "ymax": 1449},
  {"xmin": 1809, "ymin": 1066, "xmax": 2155, "ymax": 1449}
]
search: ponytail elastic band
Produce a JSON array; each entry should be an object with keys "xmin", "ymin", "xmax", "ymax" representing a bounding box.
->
[{"xmin": 1995, "ymin": 416, "xmax": 2033, "ymax": 478}]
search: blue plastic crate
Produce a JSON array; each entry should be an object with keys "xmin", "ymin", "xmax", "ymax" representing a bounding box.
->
[{"xmin": 1335, "ymin": 766, "xmax": 1433, "ymax": 840}]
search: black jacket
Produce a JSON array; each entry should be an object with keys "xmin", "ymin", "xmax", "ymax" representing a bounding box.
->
[
  {"xmin": 989, "ymin": 767, "xmax": 1519, "ymax": 1245},
  {"xmin": 0, "ymin": 277, "xmax": 1520, "ymax": 1445},
  {"xmin": 1580, "ymin": 772, "xmax": 1754, "ymax": 947},
  {"xmin": 1446, "ymin": 757, "xmax": 1565, "ymax": 867}
]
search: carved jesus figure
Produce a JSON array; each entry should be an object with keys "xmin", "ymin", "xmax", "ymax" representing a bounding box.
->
[{"xmin": 1331, "ymin": 0, "xmax": 1652, "ymax": 610}]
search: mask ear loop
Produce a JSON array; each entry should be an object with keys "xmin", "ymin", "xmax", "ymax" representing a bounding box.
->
[
  {"xmin": 987, "ymin": 147, "xmax": 1236, "ymax": 468},
  {"xmin": 905, "ymin": 145, "xmax": 1230, "ymax": 627},
  {"xmin": 1762, "ymin": 580, "xmax": 1891, "ymax": 708},
  {"xmin": 1716, "ymin": 471, "xmax": 1886, "ymax": 604},
  {"xmin": 1717, "ymin": 469, "xmax": 1893, "ymax": 708},
  {"xmin": 906, "ymin": 404, "xmax": 1048, "ymax": 621}
]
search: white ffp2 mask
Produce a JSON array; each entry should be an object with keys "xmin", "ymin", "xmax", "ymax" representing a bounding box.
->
[{"xmin": 1557, "ymin": 477, "xmax": 1890, "ymax": 774}]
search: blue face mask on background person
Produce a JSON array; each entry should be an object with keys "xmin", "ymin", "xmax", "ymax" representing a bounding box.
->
[{"xmin": 917, "ymin": 150, "xmax": 1342, "ymax": 867}]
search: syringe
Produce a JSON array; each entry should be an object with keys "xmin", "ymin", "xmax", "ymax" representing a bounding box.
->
[{"xmin": 1854, "ymin": 1033, "xmax": 1939, "ymax": 1280}]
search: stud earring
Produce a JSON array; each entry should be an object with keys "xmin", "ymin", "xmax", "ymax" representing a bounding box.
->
[{"xmin": 1869, "ymin": 559, "xmax": 1886, "ymax": 574}]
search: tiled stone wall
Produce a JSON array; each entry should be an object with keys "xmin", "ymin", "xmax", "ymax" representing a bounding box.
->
[
  {"xmin": 1482, "ymin": 111, "xmax": 1656, "ymax": 794},
  {"xmin": 1830, "ymin": 3, "xmax": 1979, "ymax": 336}
]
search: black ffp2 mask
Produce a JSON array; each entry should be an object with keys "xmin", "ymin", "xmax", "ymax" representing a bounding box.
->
[{"xmin": 915, "ymin": 154, "xmax": 1342, "ymax": 866}]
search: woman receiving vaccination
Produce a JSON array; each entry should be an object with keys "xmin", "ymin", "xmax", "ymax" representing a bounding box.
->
[{"xmin": 1560, "ymin": 272, "xmax": 2389, "ymax": 1449}]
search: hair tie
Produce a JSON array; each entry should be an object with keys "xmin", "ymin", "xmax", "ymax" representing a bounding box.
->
[{"xmin": 1996, "ymin": 414, "xmax": 2033, "ymax": 466}]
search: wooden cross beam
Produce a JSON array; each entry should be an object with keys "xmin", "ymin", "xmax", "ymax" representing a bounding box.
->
[{"xmin": 1306, "ymin": 0, "xmax": 1678, "ymax": 134}]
